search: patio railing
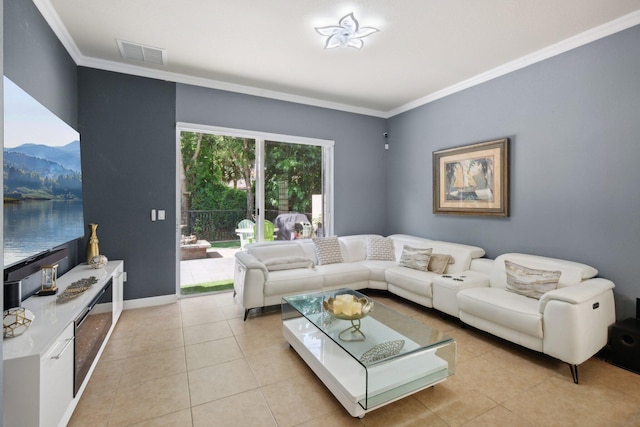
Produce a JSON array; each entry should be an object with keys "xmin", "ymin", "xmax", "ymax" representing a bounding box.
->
[{"xmin": 184, "ymin": 209, "xmax": 312, "ymax": 242}]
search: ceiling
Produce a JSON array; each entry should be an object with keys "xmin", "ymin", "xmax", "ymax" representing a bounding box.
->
[{"xmin": 37, "ymin": 0, "xmax": 640, "ymax": 118}]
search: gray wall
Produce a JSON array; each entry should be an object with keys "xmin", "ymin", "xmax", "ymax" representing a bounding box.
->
[
  {"xmin": 3, "ymin": 0, "xmax": 77, "ymax": 128},
  {"xmin": 78, "ymin": 68, "xmax": 177, "ymax": 300},
  {"xmin": 176, "ymin": 84, "xmax": 388, "ymax": 236},
  {"xmin": 387, "ymin": 24, "xmax": 640, "ymax": 320}
]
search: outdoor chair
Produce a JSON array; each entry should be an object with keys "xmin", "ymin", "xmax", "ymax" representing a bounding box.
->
[
  {"xmin": 251, "ymin": 220, "xmax": 275, "ymax": 242},
  {"xmin": 301, "ymin": 222, "xmax": 314, "ymax": 238},
  {"xmin": 236, "ymin": 219, "xmax": 255, "ymax": 249}
]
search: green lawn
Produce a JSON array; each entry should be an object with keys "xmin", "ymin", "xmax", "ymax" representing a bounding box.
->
[
  {"xmin": 180, "ymin": 279, "xmax": 234, "ymax": 295},
  {"xmin": 209, "ymin": 241, "xmax": 241, "ymax": 249}
]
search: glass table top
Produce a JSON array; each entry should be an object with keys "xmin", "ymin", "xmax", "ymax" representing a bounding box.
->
[{"xmin": 282, "ymin": 288, "xmax": 454, "ymax": 367}]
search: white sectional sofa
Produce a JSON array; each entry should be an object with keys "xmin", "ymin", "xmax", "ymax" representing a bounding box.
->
[
  {"xmin": 233, "ymin": 234, "xmax": 616, "ymax": 383},
  {"xmin": 233, "ymin": 234, "xmax": 485, "ymax": 318}
]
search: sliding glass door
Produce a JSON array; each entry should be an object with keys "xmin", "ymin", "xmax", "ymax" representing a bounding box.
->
[{"xmin": 176, "ymin": 123, "xmax": 333, "ymax": 295}]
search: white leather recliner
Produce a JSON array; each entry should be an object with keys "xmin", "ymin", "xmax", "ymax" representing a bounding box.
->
[{"xmin": 457, "ymin": 253, "xmax": 616, "ymax": 383}]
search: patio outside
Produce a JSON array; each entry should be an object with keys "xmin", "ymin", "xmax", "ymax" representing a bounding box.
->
[{"xmin": 180, "ymin": 244, "xmax": 239, "ymax": 296}]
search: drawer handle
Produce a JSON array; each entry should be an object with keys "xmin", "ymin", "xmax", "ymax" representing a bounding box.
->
[{"xmin": 51, "ymin": 337, "xmax": 75, "ymax": 360}]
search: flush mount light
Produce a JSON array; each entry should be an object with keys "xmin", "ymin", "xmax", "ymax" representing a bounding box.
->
[{"xmin": 315, "ymin": 12, "xmax": 379, "ymax": 49}]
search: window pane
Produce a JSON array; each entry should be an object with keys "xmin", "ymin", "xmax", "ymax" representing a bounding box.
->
[{"xmin": 264, "ymin": 140, "xmax": 324, "ymax": 240}]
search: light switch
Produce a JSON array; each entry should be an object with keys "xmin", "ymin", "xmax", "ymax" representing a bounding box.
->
[
  {"xmin": 151, "ymin": 209, "xmax": 157, "ymax": 221},
  {"xmin": 158, "ymin": 210, "xmax": 166, "ymax": 221}
]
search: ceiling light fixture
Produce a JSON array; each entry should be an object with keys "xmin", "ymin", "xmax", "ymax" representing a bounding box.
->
[{"xmin": 315, "ymin": 12, "xmax": 379, "ymax": 49}]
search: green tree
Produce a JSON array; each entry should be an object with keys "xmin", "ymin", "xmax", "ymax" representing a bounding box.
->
[
  {"xmin": 180, "ymin": 133, "xmax": 253, "ymax": 237},
  {"xmin": 180, "ymin": 132, "xmax": 322, "ymax": 237},
  {"xmin": 264, "ymin": 141, "xmax": 322, "ymax": 215}
]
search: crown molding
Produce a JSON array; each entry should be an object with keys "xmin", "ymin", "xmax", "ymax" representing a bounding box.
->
[
  {"xmin": 386, "ymin": 10, "xmax": 640, "ymax": 118},
  {"xmin": 32, "ymin": 0, "xmax": 83, "ymax": 61},
  {"xmin": 77, "ymin": 56, "xmax": 388, "ymax": 118},
  {"xmin": 33, "ymin": 1, "xmax": 640, "ymax": 120},
  {"xmin": 32, "ymin": 0, "xmax": 388, "ymax": 118}
]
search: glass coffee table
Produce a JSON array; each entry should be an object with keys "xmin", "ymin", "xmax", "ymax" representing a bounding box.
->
[{"xmin": 282, "ymin": 288, "xmax": 456, "ymax": 418}]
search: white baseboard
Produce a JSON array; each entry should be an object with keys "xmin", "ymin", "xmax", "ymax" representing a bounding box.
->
[{"xmin": 123, "ymin": 294, "xmax": 178, "ymax": 310}]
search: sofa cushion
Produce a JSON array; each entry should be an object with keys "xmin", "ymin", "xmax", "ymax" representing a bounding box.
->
[
  {"xmin": 339, "ymin": 235, "xmax": 369, "ymax": 262},
  {"xmin": 263, "ymin": 269, "xmax": 323, "ymax": 297},
  {"xmin": 263, "ymin": 256, "xmax": 315, "ymax": 271},
  {"xmin": 361, "ymin": 260, "xmax": 398, "ymax": 283},
  {"xmin": 313, "ymin": 237, "xmax": 344, "ymax": 265},
  {"xmin": 399, "ymin": 245, "xmax": 432, "ymax": 271},
  {"xmin": 428, "ymin": 254, "xmax": 454, "ymax": 274},
  {"xmin": 428, "ymin": 242, "xmax": 483, "ymax": 274},
  {"xmin": 385, "ymin": 266, "xmax": 437, "ymax": 298},
  {"xmin": 505, "ymin": 260, "xmax": 561, "ymax": 299},
  {"xmin": 458, "ymin": 287, "xmax": 543, "ymax": 338},
  {"xmin": 366, "ymin": 236, "xmax": 395, "ymax": 261},
  {"xmin": 316, "ymin": 262, "xmax": 371, "ymax": 288}
]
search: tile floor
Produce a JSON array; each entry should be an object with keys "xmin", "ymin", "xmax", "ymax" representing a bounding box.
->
[{"xmin": 69, "ymin": 291, "xmax": 640, "ymax": 426}]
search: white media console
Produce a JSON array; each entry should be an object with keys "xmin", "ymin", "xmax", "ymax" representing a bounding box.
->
[{"xmin": 2, "ymin": 261, "xmax": 124, "ymax": 427}]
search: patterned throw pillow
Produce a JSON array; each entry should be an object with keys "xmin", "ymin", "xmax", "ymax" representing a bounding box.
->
[
  {"xmin": 428, "ymin": 253, "xmax": 454, "ymax": 274},
  {"xmin": 505, "ymin": 260, "xmax": 561, "ymax": 299},
  {"xmin": 398, "ymin": 245, "xmax": 432, "ymax": 271},
  {"xmin": 366, "ymin": 236, "xmax": 395, "ymax": 261},
  {"xmin": 313, "ymin": 237, "xmax": 344, "ymax": 265},
  {"xmin": 263, "ymin": 256, "xmax": 315, "ymax": 271}
]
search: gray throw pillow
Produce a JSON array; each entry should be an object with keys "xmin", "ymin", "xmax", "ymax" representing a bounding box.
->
[
  {"xmin": 263, "ymin": 256, "xmax": 315, "ymax": 271},
  {"xmin": 398, "ymin": 245, "xmax": 432, "ymax": 271},
  {"xmin": 505, "ymin": 260, "xmax": 561, "ymax": 299}
]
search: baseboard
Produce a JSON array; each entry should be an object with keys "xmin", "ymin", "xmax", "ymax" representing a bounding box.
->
[{"xmin": 123, "ymin": 294, "xmax": 178, "ymax": 310}]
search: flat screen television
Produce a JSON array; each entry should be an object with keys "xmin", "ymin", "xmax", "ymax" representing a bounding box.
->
[{"xmin": 3, "ymin": 75, "xmax": 84, "ymax": 270}]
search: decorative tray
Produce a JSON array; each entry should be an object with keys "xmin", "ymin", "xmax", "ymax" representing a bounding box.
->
[
  {"xmin": 322, "ymin": 294, "xmax": 374, "ymax": 320},
  {"xmin": 56, "ymin": 276, "xmax": 98, "ymax": 303}
]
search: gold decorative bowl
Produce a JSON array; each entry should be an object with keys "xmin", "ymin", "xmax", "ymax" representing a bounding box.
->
[{"xmin": 322, "ymin": 294, "xmax": 374, "ymax": 320}]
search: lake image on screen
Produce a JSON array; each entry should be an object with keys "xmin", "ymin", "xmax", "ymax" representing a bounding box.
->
[
  {"xmin": 3, "ymin": 75, "xmax": 84, "ymax": 267},
  {"xmin": 3, "ymin": 200, "xmax": 85, "ymax": 266}
]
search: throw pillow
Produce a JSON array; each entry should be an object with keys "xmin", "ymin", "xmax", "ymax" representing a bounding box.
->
[
  {"xmin": 428, "ymin": 253, "xmax": 454, "ymax": 274},
  {"xmin": 313, "ymin": 237, "xmax": 344, "ymax": 265},
  {"xmin": 505, "ymin": 260, "xmax": 561, "ymax": 299},
  {"xmin": 366, "ymin": 236, "xmax": 395, "ymax": 261},
  {"xmin": 263, "ymin": 256, "xmax": 315, "ymax": 272},
  {"xmin": 398, "ymin": 245, "xmax": 432, "ymax": 271}
]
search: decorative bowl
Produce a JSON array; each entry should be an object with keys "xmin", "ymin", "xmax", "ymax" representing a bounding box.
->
[
  {"xmin": 322, "ymin": 294, "xmax": 374, "ymax": 320},
  {"xmin": 89, "ymin": 255, "xmax": 108, "ymax": 269}
]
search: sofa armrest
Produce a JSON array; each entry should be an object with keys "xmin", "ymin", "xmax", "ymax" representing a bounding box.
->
[
  {"xmin": 234, "ymin": 251, "xmax": 269, "ymax": 311},
  {"xmin": 235, "ymin": 251, "xmax": 268, "ymax": 275},
  {"xmin": 538, "ymin": 278, "xmax": 615, "ymax": 312},
  {"xmin": 540, "ymin": 278, "xmax": 616, "ymax": 365}
]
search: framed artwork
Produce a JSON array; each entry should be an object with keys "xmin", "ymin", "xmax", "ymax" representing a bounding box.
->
[{"xmin": 433, "ymin": 138, "xmax": 509, "ymax": 216}]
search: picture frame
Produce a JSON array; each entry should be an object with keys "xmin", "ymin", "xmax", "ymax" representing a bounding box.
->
[{"xmin": 433, "ymin": 138, "xmax": 509, "ymax": 217}]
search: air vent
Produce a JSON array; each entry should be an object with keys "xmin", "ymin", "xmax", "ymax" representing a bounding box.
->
[{"xmin": 116, "ymin": 39, "xmax": 167, "ymax": 66}]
